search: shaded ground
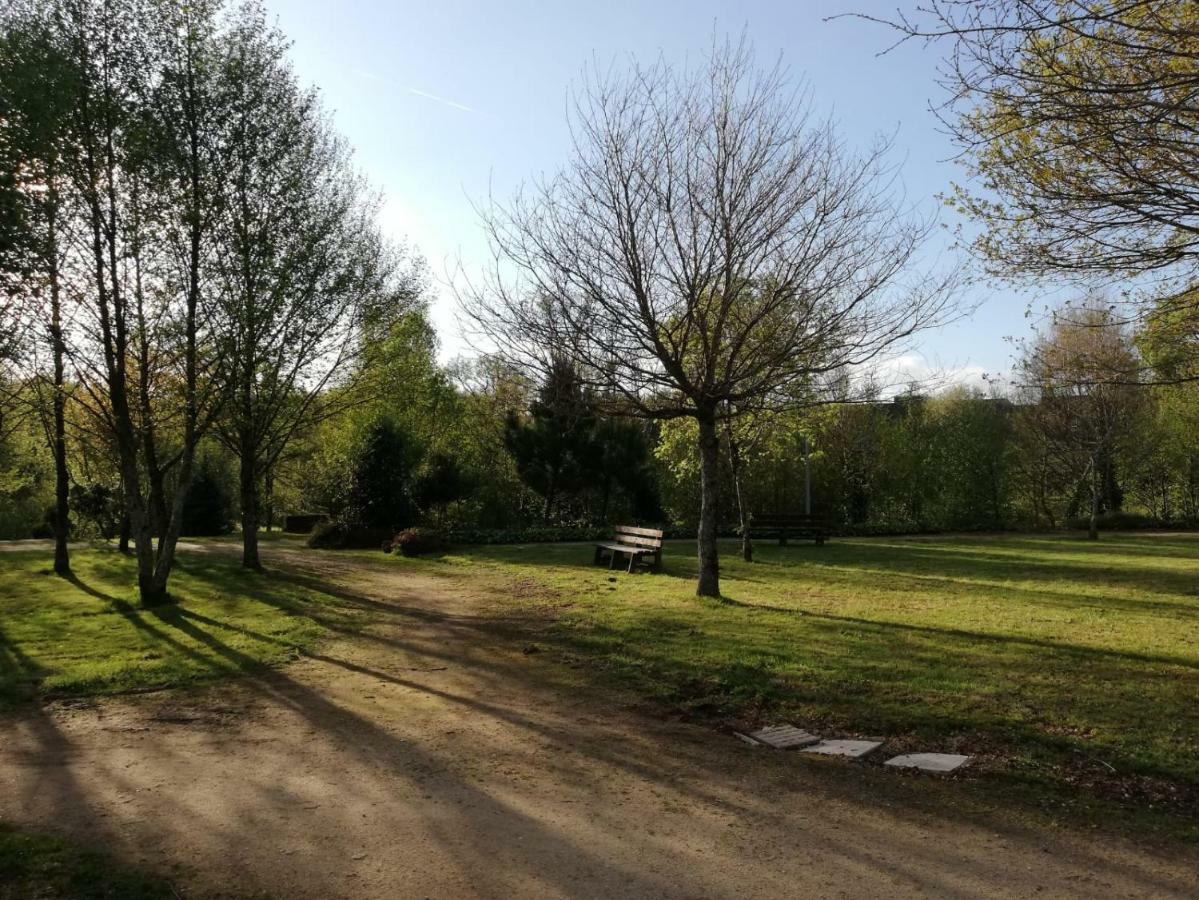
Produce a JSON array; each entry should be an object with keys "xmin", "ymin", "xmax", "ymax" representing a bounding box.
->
[
  {"xmin": 0, "ymin": 821, "xmax": 174, "ymax": 899},
  {"xmin": 1, "ymin": 542, "xmax": 1197, "ymax": 898}
]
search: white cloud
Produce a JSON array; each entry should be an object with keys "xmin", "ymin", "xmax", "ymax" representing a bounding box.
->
[{"xmin": 869, "ymin": 353, "xmax": 1002, "ymax": 397}]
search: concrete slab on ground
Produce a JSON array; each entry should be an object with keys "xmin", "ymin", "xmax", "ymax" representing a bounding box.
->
[
  {"xmin": 745, "ymin": 725, "xmax": 820, "ymax": 750},
  {"xmin": 884, "ymin": 753, "xmax": 970, "ymax": 773},
  {"xmin": 801, "ymin": 739, "xmax": 883, "ymax": 759}
]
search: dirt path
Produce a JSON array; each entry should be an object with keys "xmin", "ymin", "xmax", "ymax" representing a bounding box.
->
[{"xmin": 1, "ymin": 545, "xmax": 1195, "ymax": 898}]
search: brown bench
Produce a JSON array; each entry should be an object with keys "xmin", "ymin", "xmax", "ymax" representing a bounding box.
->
[
  {"xmin": 752, "ymin": 513, "xmax": 829, "ymax": 546},
  {"xmin": 594, "ymin": 525, "xmax": 664, "ymax": 573}
]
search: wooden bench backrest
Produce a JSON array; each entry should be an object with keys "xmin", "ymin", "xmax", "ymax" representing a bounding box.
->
[{"xmin": 614, "ymin": 525, "xmax": 664, "ymax": 549}]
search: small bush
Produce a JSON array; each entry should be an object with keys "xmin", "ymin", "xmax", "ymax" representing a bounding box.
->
[
  {"xmin": 30, "ymin": 517, "xmax": 55, "ymax": 540},
  {"xmin": 445, "ymin": 525, "xmax": 613, "ymax": 545},
  {"xmin": 181, "ymin": 455, "xmax": 237, "ymax": 536},
  {"xmin": 307, "ymin": 521, "xmax": 348, "ymax": 549},
  {"xmin": 306, "ymin": 521, "xmax": 392, "ymax": 550},
  {"xmin": 1065, "ymin": 511, "xmax": 1182, "ymax": 531},
  {"xmin": 390, "ymin": 527, "xmax": 447, "ymax": 557}
]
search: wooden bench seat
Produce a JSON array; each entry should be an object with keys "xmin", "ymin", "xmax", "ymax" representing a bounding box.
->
[
  {"xmin": 594, "ymin": 525, "xmax": 664, "ymax": 573},
  {"xmin": 751, "ymin": 513, "xmax": 829, "ymax": 546}
]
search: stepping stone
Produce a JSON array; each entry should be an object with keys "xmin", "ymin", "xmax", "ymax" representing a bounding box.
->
[
  {"xmin": 801, "ymin": 739, "xmax": 883, "ymax": 759},
  {"xmin": 884, "ymin": 752, "xmax": 970, "ymax": 773},
  {"xmin": 745, "ymin": 725, "xmax": 820, "ymax": 750}
]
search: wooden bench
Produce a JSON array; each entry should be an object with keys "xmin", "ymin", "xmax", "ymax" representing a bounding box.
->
[
  {"xmin": 594, "ymin": 525, "xmax": 664, "ymax": 573},
  {"xmin": 752, "ymin": 513, "xmax": 829, "ymax": 546}
]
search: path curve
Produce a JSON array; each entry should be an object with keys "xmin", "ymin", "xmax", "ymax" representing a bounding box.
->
[{"xmin": 1, "ymin": 544, "xmax": 1195, "ymax": 898}]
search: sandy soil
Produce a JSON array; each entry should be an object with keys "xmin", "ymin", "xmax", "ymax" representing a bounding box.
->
[{"xmin": 1, "ymin": 544, "xmax": 1196, "ymax": 898}]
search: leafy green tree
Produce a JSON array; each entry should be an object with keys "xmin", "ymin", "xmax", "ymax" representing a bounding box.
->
[
  {"xmin": 869, "ymin": 1, "xmax": 1199, "ymax": 374},
  {"xmin": 210, "ymin": 3, "xmax": 412, "ymax": 570},
  {"xmin": 180, "ymin": 447, "xmax": 237, "ymax": 536},
  {"xmin": 444, "ymin": 355, "xmax": 533, "ymax": 528},
  {"xmin": 926, "ymin": 389, "xmax": 1014, "ymax": 528},
  {"xmin": 0, "ymin": 8, "xmax": 78, "ymax": 574},
  {"xmin": 0, "ymin": 405, "xmax": 51, "ymax": 539},
  {"xmin": 413, "ymin": 452, "xmax": 471, "ymax": 522},
  {"xmin": 504, "ymin": 359, "xmax": 595, "ymax": 523},
  {"xmin": 1016, "ymin": 300, "xmax": 1142, "ymax": 539},
  {"xmin": 505, "ymin": 359, "xmax": 661, "ymax": 525},
  {"xmin": 346, "ymin": 417, "xmax": 419, "ymax": 532},
  {"xmin": 10, "ymin": 0, "xmax": 231, "ymax": 605}
]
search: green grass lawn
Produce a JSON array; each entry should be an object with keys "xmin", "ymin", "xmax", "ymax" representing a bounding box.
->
[
  {"xmin": 0, "ymin": 544, "xmax": 357, "ymax": 707},
  {"xmin": 394, "ymin": 532, "xmax": 1199, "ymax": 838},
  {"xmin": 4, "ymin": 532, "xmax": 1198, "ymax": 841}
]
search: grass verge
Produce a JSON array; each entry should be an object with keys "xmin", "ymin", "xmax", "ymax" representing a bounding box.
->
[{"xmin": 0, "ymin": 544, "xmax": 357, "ymax": 707}]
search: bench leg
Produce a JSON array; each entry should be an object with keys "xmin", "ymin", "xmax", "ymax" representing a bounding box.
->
[{"xmin": 627, "ymin": 552, "xmax": 636, "ymax": 574}]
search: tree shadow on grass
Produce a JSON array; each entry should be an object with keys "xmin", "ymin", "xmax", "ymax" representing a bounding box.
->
[
  {"xmin": 5, "ymin": 544, "xmax": 1196, "ymax": 896},
  {"xmin": 574, "ymin": 594, "xmax": 1199, "ymax": 786},
  {"xmin": 0, "ymin": 623, "xmax": 48, "ymax": 705},
  {"xmin": 245, "ymin": 543, "xmax": 1199, "ymax": 814},
  {"xmin": 163, "ymin": 562, "xmax": 1199, "ymax": 883},
  {"xmin": 459, "ymin": 535, "xmax": 1199, "ymax": 603}
]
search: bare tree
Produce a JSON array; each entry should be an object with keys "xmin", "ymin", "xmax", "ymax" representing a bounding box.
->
[
  {"xmin": 462, "ymin": 38, "xmax": 960, "ymax": 596},
  {"xmin": 1016, "ymin": 299, "xmax": 1141, "ymax": 539}
]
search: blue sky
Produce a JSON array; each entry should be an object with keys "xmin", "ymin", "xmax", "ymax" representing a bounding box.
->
[{"xmin": 262, "ymin": 0, "xmax": 1034, "ymax": 385}]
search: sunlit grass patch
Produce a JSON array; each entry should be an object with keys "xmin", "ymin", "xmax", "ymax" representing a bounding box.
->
[{"xmin": 0, "ymin": 545, "xmax": 358, "ymax": 705}]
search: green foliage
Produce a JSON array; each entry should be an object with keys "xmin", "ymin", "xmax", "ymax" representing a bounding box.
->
[
  {"xmin": 413, "ymin": 452, "xmax": 470, "ymax": 513},
  {"xmin": 289, "ymin": 312, "xmax": 522, "ymax": 530},
  {"xmin": 504, "ymin": 359, "xmax": 597, "ymax": 522},
  {"xmin": 656, "ymin": 392, "xmax": 1019, "ymax": 533},
  {"xmin": 305, "ymin": 520, "xmax": 347, "ymax": 549},
  {"xmin": 305, "ymin": 520, "xmax": 391, "ymax": 551},
  {"xmin": 446, "ymin": 525, "xmax": 614, "ymax": 545},
  {"xmin": 1138, "ymin": 291, "xmax": 1199, "ymax": 383},
  {"xmin": 180, "ymin": 448, "xmax": 237, "ymax": 537},
  {"xmin": 505, "ymin": 360, "xmax": 662, "ymax": 525},
  {"xmin": 346, "ymin": 416, "xmax": 419, "ymax": 531},
  {"xmin": 389, "ymin": 526, "xmax": 447, "ymax": 557},
  {"xmin": 70, "ymin": 483, "xmax": 121, "ymax": 539},
  {"xmin": 0, "ymin": 410, "xmax": 51, "ymax": 539},
  {"xmin": 1064, "ymin": 511, "xmax": 1175, "ymax": 531}
]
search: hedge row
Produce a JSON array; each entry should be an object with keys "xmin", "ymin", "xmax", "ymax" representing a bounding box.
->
[{"xmin": 308, "ymin": 514, "xmax": 1197, "ymax": 552}]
